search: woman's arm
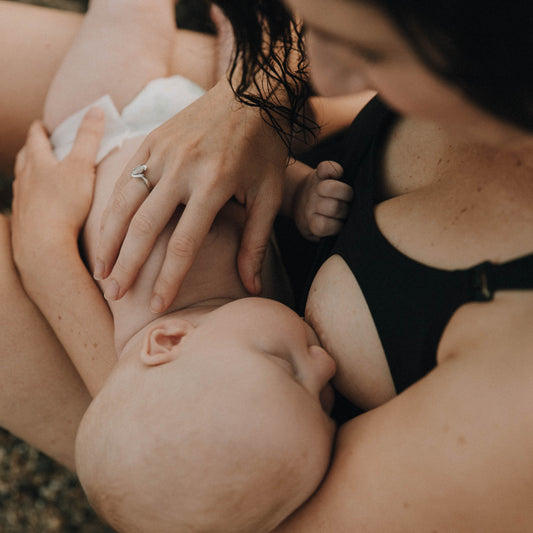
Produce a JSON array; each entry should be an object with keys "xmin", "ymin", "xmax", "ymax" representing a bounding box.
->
[
  {"xmin": 0, "ymin": 213, "xmax": 91, "ymax": 470},
  {"xmin": 11, "ymin": 111, "xmax": 115, "ymax": 397},
  {"xmin": 15, "ymin": 227, "xmax": 115, "ymax": 397},
  {"xmin": 274, "ymin": 293, "xmax": 533, "ymax": 532}
]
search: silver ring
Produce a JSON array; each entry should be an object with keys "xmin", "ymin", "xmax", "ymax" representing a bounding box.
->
[{"xmin": 131, "ymin": 164, "xmax": 152, "ymax": 191}]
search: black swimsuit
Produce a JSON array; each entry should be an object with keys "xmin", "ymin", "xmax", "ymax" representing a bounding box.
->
[{"xmin": 281, "ymin": 97, "xmax": 533, "ymax": 419}]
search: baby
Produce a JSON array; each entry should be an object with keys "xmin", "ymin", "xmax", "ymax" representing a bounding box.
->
[
  {"xmin": 77, "ymin": 297, "xmax": 336, "ymax": 533},
  {"xmin": 39, "ymin": 1, "xmax": 351, "ymax": 531}
]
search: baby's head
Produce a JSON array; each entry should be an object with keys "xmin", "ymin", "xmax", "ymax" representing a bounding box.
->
[{"xmin": 76, "ymin": 298, "xmax": 336, "ymax": 533}]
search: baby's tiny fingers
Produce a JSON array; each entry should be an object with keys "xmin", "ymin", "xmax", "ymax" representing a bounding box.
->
[
  {"xmin": 317, "ymin": 179, "xmax": 354, "ymax": 202},
  {"xmin": 316, "ymin": 160, "xmax": 343, "ymax": 181},
  {"xmin": 316, "ymin": 197, "xmax": 350, "ymax": 220},
  {"xmin": 309, "ymin": 215, "xmax": 343, "ymax": 238}
]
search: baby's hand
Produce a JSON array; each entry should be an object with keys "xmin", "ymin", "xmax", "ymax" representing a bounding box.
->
[{"xmin": 293, "ymin": 161, "xmax": 352, "ymax": 241}]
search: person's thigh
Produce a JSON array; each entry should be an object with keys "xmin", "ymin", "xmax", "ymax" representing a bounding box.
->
[
  {"xmin": 0, "ymin": 214, "xmax": 91, "ymax": 470},
  {"xmin": 0, "ymin": 2, "xmax": 83, "ymax": 173},
  {"xmin": 0, "ymin": 1, "xmax": 216, "ymax": 174}
]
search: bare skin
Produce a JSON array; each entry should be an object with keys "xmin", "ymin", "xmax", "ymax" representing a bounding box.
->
[
  {"xmin": 4, "ymin": 0, "xmax": 352, "ymax": 473},
  {"xmin": 0, "ymin": 0, "xmax": 218, "ymax": 174},
  {"xmin": 8, "ymin": 1, "xmax": 531, "ymax": 529},
  {"xmin": 0, "ymin": 2, "xmax": 81, "ymax": 174},
  {"xmin": 0, "ymin": 3, "xmax": 88, "ymax": 469},
  {"xmin": 0, "ymin": 213, "xmax": 91, "ymax": 470},
  {"xmin": 0, "ymin": 0, "xmax": 217, "ymax": 469},
  {"xmin": 0, "ymin": 1, "xmax": 361, "ymax": 311},
  {"xmin": 268, "ymin": 1, "xmax": 533, "ymax": 531}
]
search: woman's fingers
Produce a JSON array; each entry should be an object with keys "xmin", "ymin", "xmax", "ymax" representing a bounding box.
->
[
  {"xmin": 94, "ymin": 144, "xmax": 154, "ymax": 280},
  {"xmin": 150, "ymin": 191, "xmax": 227, "ymax": 312},
  {"xmin": 94, "ymin": 79, "xmax": 289, "ymax": 306},
  {"xmin": 24, "ymin": 120, "xmax": 56, "ymax": 163},
  {"xmin": 98, "ymin": 178, "xmax": 180, "ymax": 300},
  {"xmin": 238, "ymin": 180, "xmax": 283, "ymax": 295},
  {"xmin": 68, "ymin": 107, "xmax": 105, "ymax": 163}
]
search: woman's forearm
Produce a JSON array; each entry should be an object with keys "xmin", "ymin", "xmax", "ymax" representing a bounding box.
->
[{"xmin": 20, "ymin": 236, "xmax": 115, "ymax": 397}]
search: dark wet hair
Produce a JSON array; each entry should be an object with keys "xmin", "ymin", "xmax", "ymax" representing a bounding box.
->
[
  {"xmin": 211, "ymin": 0, "xmax": 315, "ymax": 150},
  {"xmin": 215, "ymin": 0, "xmax": 533, "ymax": 135},
  {"xmin": 360, "ymin": 0, "xmax": 533, "ymax": 132}
]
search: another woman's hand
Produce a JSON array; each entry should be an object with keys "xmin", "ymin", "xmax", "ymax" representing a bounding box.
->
[
  {"xmin": 95, "ymin": 78, "xmax": 287, "ymax": 313},
  {"xmin": 11, "ymin": 107, "xmax": 104, "ymax": 275}
]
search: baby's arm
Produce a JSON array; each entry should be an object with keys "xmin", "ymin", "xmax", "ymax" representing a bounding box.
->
[{"xmin": 282, "ymin": 159, "xmax": 353, "ymax": 241}]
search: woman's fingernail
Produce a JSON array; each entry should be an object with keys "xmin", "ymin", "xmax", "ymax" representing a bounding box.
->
[
  {"xmin": 150, "ymin": 294, "xmax": 164, "ymax": 314},
  {"xmin": 94, "ymin": 260, "xmax": 105, "ymax": 280},
  {"xmin": 104, "ymin": 280, "xmax": 120, "ymax": 301}
]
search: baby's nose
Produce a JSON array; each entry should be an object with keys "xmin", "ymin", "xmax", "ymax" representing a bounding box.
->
[{"xmin": 308, "ymin": 344, "xmax": 336, "ymax": 388}]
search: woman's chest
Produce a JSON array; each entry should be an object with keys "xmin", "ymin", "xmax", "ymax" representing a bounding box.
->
[{"xmin": 306, "ymin": 118, "xmax": 533, "ymax": 411}]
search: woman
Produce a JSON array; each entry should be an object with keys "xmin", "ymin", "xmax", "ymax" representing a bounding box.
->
[
  {"xmin": 6, "ymin": 1, "xmax": 533, "ymax": 531},
  {"xmin": 266, "ymin": 1, "xmax": 533, "ymax": 531},
  {"xmin": 93, "ymin": 0, "xmax": 533, "ymax": 530},
  {"xmin": 0, "ymin": 0, "xmax": 231, "ymax": 470},
  {"xmin": 0, "ymin": 0, "xmax": 355, "ymax": 469}
]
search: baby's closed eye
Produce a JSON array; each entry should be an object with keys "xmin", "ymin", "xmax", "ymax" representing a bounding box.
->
[{"xmin": 268, "ymin": 353, "xmax": 297, "ymax": 377}]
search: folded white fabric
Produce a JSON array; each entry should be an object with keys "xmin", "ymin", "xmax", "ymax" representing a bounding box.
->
[{"xmin": 50, "ymin": 75, "xmax": 205, "ymax": 164}]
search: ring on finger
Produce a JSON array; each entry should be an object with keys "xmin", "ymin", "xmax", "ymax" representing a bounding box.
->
[{"xmin": 131, "ymin": 164, "xmax": 153, "ymax": 192}]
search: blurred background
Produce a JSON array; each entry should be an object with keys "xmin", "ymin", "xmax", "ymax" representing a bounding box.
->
[{"xmin": 1, "ymin": 1, "xmax": 211, "ymax": 530}]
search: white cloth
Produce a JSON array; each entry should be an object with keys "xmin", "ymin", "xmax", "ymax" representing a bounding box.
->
[{"xmin": 50, "ymin": 75, "xmax": 205, "ymax": 163}]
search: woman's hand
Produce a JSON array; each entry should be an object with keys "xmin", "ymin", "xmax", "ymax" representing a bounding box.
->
[
  {"xmin": 11, "ymin": 107, "xmax": 105, "ymax": 276},
  {"xmin": 95, "ymin": 78, "xmax": 288, "ymax": 313},
  {"xmin": 11, "ymin": 106, "xmax": 115, "ymax": 397}
]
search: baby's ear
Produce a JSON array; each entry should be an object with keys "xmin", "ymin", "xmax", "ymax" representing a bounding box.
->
[{"xmin": 141, "ymin": 318, "xmax": 194, "ymax": 366}]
